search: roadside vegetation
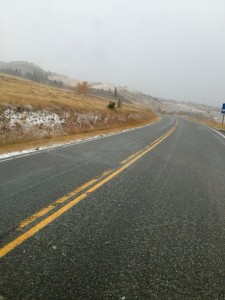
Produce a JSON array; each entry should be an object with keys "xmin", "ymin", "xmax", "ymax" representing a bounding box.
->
[
  {"xmin": 178, "ymin": 111, "xmax": 225, "ymax": 131},
  {"xmin": 199, "ymin": 120, "xmax": 225, "ymax": 130},
  {"xmin": 0, "ymin": 73, "xmax": 158, "ymax": 154}
]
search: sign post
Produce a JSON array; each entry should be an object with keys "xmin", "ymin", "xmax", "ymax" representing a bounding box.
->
[{"xmin": 221, "ymin": 103, "xmax": 225, "ymax": 125}]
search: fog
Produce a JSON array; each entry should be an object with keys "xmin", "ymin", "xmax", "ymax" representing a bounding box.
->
[{"xmin": 1, "ymin": 0, "xmax": 225, "ymax": 106}]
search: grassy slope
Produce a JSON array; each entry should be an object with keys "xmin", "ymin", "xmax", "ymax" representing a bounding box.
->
[
  {"xmin": 187, "ymin": 115, "xmax": 225, "ymax": 131},
  {"xmin": 0, "ymin": 74, "xmax": 158, "ymax": 154},
  {"xmin": 201, "ymin": 120, "xmax": 225, "ymax": 130}
]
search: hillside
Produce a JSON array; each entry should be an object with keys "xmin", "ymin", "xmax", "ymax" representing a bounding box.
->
[
  {"xmin": 51, "ymin": 73, "xmax": 222, "ymax": 123},
  {"xmin": 0, "ymin": 61, "xmax": 47, "ymax": 75},
  {"xmin": 0, "ymin": 73, "xmax": 158, "ymax": 153},
  {"xmin": 0, "ymin": 61, "xmax": 222, "ymax": 125},
  {"xmin": 0, "ymin": 61, "xmax": 65, "ymax": 88}
]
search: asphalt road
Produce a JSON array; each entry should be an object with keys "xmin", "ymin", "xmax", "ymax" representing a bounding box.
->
[{"xmin": 0, "ymin": 116, "xmax": 225, "ymax": 299}]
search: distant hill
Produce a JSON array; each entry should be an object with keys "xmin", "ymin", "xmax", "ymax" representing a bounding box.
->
[
  {"xmin": 89, "ymin": 83, "xmax": 220, "ymax": 122},
  {"xmin": 0, "ymin": 61, "xmax": 64, "ymax": 88},
  {"xmin": 0, "ymin": 61, "xmax": 46, "ymax": 75},
  {"xmin": 0, "ymin": 60, "xmax": 221, "ymax": 122},
  {"xmin": 0, "ymin": 73, "xmax": 157, "ymax": 152}
]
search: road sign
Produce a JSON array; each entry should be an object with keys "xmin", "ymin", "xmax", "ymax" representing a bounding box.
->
[
  {"xmin": 221, "ymin": 103, "xmax": 225, "ymax": 113},
  {"xmin": 221, "ymin": 104, "xmax": 225, "ymax": 125}
]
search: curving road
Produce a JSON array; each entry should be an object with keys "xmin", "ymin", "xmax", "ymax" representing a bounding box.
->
[{"xmin": 0, "ymin": 116, "xmax": 225, "ymax": 299}]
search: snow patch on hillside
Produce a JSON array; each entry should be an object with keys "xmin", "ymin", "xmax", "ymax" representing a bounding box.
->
[
  {"xmin": 0, "ymin": 103, "xmax": 149, "ymax": 147},
  {"xmin": 0, "ymin": 123, "xmax": 148, "ymax": 160},
  {"xmin": 3, "ymin": 107, "xmax": 65, "ymax": 128}
]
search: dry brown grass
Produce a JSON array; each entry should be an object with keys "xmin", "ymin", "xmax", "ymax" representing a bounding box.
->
[
  {"xmin": 188, "ymin": 116, "xmax": 225, "ymax": 131},
  {"xmin": 0, "ymin": 73, "xmax": 159, "ymax": 154},
  {"xmin": 202, "ymin": 120, "xmax": 225, "ymax": 130},
  {"xmin": 0, "ymin": 73, "xmax": 109, "ymax": 110},
  {"xmin": 0, "ymin": 117, "xmax": 159, "ymax": 155},
  {"xmin": 0, "ymin": 73, "xmax": 149, "ymax": 114}
]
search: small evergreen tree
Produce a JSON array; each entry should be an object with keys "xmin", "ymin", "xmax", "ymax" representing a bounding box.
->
[
  {"xmin": 117, "ymin": 98, "xmax": 122, "ymax": 108},
  {"xmin": 114, "ymin": 87, "xmax": 118, "ymax": 98}
]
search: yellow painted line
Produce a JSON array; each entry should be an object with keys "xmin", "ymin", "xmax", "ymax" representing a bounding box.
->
[
  {"xmin": 120, "ymin": 149, "xmax": 143, "ymax": 164},
  {"xmin": 150, "ymin": 129, "xmax": 173, "ymax": 145},
  {"xmin": 19, "ymin": 169, "xmax": 113, "ymax": 229},
  {"xmin": 19, "ymin": 205, "xmax": 56, "ymax": 228},
  {"xmin": 120, "ymin": 124, "xmax": 176, "ymax": 166},
  {"xmin": 0, "ymin": 125, "xmax": 177, "ymax": 258},
  {"xmin": 0, "ymin": 194, "xmax": 87, "ymax": 258},
  {"xmin": 18, "ymin": 179, "xmax": 97, "ymax": 229},
  {"xmin": 99, "ymin": 169, "xmax": 113, "ymax": 177}
]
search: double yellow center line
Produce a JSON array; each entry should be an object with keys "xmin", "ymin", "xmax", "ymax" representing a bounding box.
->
[{"xmin": 0, "ymin": 123, "xmax": 177, "ymax": 258}]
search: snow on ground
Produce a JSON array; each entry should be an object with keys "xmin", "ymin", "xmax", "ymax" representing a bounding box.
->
[
  {"xmin": 0, "ymin": 105, "xmax": 118, "ymax": 143},
  {"xmin": 2, "ymin": 107, "xmax": 65, "ymax": 128},
  {"xmin": 0, "ymin": 123, "xmax": 151, "ymax": 161},
  {"xmin": 48, "ymin": 74, "xmax": 79, "ymax": 87}
]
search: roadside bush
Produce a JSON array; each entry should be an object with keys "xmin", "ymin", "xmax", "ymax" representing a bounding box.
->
[{"xmin": 107, "ymin": 101, "xmax": 116, "ymax": 110}]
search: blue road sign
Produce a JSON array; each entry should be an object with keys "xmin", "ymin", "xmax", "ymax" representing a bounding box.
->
[{"xmin": 221, "ymin": 103, "xmax": 225, "ymax": 113}]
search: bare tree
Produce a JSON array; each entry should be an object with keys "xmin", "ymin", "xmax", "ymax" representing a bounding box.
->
[{"xmin": 76, "ymin": 81, "xmax": 89, "ymax": 95}]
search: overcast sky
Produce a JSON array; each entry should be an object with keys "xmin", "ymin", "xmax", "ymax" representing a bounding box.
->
[{"xmin": 1, "ymin": 0, "xmax": 225, "ymax": 106}]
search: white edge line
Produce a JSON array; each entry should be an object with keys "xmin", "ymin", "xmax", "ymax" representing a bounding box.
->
[
  {"xmin": 203, "ymin": 124, "xmax": 225, "ymax": 139},
  {"xmin": 185, "ymin": 117, "xmax": 225, "ymax": 140},
  {"xmin": 0, "ymin": 119, "xmax": 161, "ymax": 163}
]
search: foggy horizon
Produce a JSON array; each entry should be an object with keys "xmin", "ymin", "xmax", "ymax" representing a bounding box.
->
[{"xmin": 1, "ymin": 0, "xmax": 225, "ymax": 107}]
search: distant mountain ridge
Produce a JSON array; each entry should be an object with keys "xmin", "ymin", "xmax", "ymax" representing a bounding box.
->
[
  {"xmin": 0, "ymin": 61, "xmax": 64, "ymax": 88},
  {"xmin": 0, "ymin": 61, "xmax": 46, "ymax": 75}
]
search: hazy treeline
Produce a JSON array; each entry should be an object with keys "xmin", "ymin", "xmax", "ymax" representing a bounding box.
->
[
  {"xmin": 90, "ymin": 87, "xmax": 127, "ymax": 103},
  {"xmin": 0, "ymin": 68, "xmax": 64, "ymax": 88}
]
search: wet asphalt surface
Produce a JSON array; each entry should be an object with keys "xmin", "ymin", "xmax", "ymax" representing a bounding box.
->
[{"xmin": 0, "ymin": 116, "xmax": 225, "ymax": 299}]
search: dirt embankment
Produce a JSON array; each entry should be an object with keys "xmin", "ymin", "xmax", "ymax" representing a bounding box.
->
[{"xmin": 0, "ymin": 74, "xmax": 158, "ymax": 154}]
